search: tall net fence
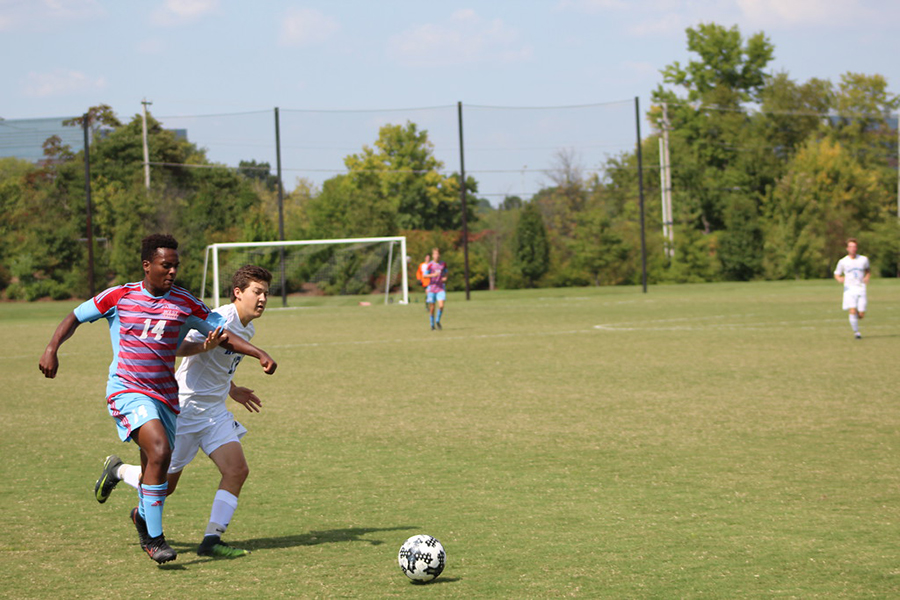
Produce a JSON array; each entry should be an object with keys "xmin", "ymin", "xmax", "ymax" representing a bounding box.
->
[{"xmin": 154, "ymin": 101, "xmax": 637, "ymax": 202}]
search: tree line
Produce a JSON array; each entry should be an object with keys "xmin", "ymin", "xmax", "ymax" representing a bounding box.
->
[{"xmin": 1, "ymin": 22, "xmax": 897, "ymax": 301}]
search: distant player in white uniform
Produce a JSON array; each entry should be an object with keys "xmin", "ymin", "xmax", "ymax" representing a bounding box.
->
[
  {"xmin": 833, "ymin": 238, "xmax": 870, "ymax": 340},
  {"xmin": 95, "ymin": 265, "xmax": 273, "ymax": 557}
]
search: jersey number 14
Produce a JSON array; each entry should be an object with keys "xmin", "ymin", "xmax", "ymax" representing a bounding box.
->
[{"xmin": 139, "ymin": 318, "xmax": 167, "ymax": 341}]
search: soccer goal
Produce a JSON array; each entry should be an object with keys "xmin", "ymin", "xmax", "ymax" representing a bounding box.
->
[{"xmin": 201, "ymin": 236, "xmax": 408, "ymax": 308}]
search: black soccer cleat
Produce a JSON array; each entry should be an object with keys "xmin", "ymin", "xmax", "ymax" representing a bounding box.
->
[
  {"xmin": 144, "ymin": 534, "xmax": 177, "ymax": 564},
  {"xmin": 95, "ymin": 455, "xmax": 123, "ymax": 503},
  {"xmin": 436, "ymin": 322, "xmax": 442, "ymax": 330},
  {"xmin": 130, "ymin": 507, "xmax": 151, "ymax": 550}
]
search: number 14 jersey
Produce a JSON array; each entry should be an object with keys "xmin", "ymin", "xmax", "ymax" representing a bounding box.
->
[{"xmin": 74, "ymin": 281, "xmax": 224, "ymax": 413}]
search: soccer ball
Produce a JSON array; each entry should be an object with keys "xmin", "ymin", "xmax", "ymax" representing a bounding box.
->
[{"xmin": 398, "ymin": 534, "xmax": 446, "ymax": 582}]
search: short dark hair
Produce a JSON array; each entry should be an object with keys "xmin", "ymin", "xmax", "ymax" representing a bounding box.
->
[
  {"xmin": 230, "ymin": 265, "xmax": 273, "ymax": 301},
  {"xmin": 141, "ymin": 234, "xmax": 178, "ymax": 262},
  {"xmin": 847, "ymin": 238, "xmax": 858, "ymax": 246}
]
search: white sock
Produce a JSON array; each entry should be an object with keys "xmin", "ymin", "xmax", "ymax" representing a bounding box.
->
[
  {"xmin": 849, "ymin": 313, "xmax": 859, "ymax": 333},
  {"xmin": 205, "ymin": 489, "xmax": 239, "ymax": 538},
  {"xmin": 118, "ymin": 464, "xmax": 142, "ymax": 490}
]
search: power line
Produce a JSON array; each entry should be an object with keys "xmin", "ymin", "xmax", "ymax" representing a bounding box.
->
[{"xmin": 657, "ymin": 98, "xmax": 900, "ymax": 120}]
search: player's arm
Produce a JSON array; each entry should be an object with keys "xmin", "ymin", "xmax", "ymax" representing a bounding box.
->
[
  {"xmin": 176, "ymin": 326, "xmax": 226, "ymax": 357},
  {"xmin": 833, "ymin": 264, "xmax": 844, "ymax": 284},
  {"xmin": 187, "ymin": 312, "xmax": 277, "ymax": 374},
  {"xmin": 229, "ymin": 381, "xmax": 262, "ymax": 413},
  {"xmin": 218, "ymin": 335, "xmax": 277, "ymax": 374},
  {"xmin": 863, "ymin": 267, "xmax": 871, "ymax": 286},
  {"xmin": 39, "ymin": 312, "xmax": 81, "ymax": 378}
]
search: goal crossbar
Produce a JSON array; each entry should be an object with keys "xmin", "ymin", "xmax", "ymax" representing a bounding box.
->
[{"xmin": 201, "ymin": 236, "xmax": 408, "ymax": 308}]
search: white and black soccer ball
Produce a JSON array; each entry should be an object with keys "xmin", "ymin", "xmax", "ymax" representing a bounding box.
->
[{"xmin": 398, "ymin": 534, "xmax": 446, "ymax": 582}]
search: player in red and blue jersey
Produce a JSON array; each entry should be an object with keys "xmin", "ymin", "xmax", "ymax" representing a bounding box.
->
[
  {"xmin": 424, "ymin": 247, "xmax": 448, "ymax": 330},
  {"xmin": 39, "ymin": 234, "xmax": 277, "ymax": 564}
]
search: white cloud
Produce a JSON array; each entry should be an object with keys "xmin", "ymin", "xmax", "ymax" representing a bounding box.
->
[
  {"xmin": 555, "ymin": 0, "xmax": 629, "ymax": 13},
  {"xmin": 736, "ymin": 0, "xmax": 875, "ymax": 27},
  {"xmin": 628, "ymin": 12, "xmax": 686, "ymax": 36},
  {"xmin": 387, "ymin": 10, "xmax": 531, "ymax": 67},
  {"xmin": 152, "ymin": 0, "xmax": 219, "ymax": 26},
  {"xmin": 622, "ymin": 60, "xmax": 656, "ymax": 75},
  {"xmin": 24, "ymin": 69, "xmax": 107, "ymax": 98},
  {"xmin": 0, "ymin": 0, "xmax": 103, "ymax": 31},
  {"xmin": 137, "ymin": 38, "xmax": 165, "ymax": 55},
  {"xmin": 278, "ymin": 7, "xmax": 339, "ymax": 47},
  {"xmin": 556, "ymin": 0, "xmax": 898, "ymax": 35}
]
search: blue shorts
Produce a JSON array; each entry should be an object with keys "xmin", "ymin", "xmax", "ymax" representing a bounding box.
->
[
  {"xmin": 426, "ymin": 290, "xmax": 446, "ymax": 303},
  {"xmin": 107, "ymin": 393, "xmax": 176, "ymax": 449}
]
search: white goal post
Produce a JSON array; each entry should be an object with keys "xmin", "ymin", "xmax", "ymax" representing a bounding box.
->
[{"xmin": 201, "ymin": 236, "xmax": 408, "ymax": 308}]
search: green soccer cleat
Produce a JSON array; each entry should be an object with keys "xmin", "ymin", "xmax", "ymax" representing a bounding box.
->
[
  {"xmin": 197, "ymin": 535, "xmax": 251, "ymax": 558},
  {"xmin": 94, "ymin": 455, "xmax": 123, "ymax": 503}
]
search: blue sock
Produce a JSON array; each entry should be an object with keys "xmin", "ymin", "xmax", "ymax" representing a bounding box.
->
[
  {"xmin": 430, "ymin": 314, "xmax": 435, "ymax": 327},
  {"xmin": 141, "ymin": 482, "xmax": 168, "ymax": 538},
  {"xmin": 436, "ymin": 308, "xmax": 443, "ymax": 323},
  {"xmin": 137, "ymin": 485, "xmax": 145, "ymax": 520}
]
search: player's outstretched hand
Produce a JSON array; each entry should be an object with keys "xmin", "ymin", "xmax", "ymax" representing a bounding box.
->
[
  {"xmin": 202, "ymin": 327, "xmax": 227, "ymax": 352},
  {"xmin": 231, "ymin": 386, "xmax": 262, "ymax": 412},
  {"xmin": 39, "ymin": 348, "xmax": 59, "ymax": 379},
  {"xmin": 259, "ymin": 351, "xmax": 277, "ymax": 374}
]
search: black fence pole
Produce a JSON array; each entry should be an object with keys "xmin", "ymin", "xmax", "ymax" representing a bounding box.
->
[
  {"xmin": 457, "ymin": 101, "xmax": 471, "ymax": 300},
  {"xmin": 82, "ymin": 114, "xmax": 95, "ymax": 297},
  {"xmin": 274, "ymin": 107, "xmax": 287, "ymax": 307},
  {"xmin": 635, "ymin": 97, "xmax": 647, "ymax": 294}
]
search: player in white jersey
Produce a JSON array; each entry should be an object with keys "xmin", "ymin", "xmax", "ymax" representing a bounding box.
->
[
  {"xmin": 95, "ymin": 265, "xmax": 273, "ymax": 558},
  {"xmin": 833, "ymin": 238, "xmax": 870, "ymax": 339}
]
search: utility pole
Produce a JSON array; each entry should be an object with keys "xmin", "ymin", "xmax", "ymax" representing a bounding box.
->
[
  {"xmin": 457, "ymin": 101, "xmax": 471, "ymax": 300},
  {"xmin": 82, "ymin": 114, "xmax": 96, "ymax": 297},
  {"xmin": 635, "ymin": 97, "xmax": 647, "ymax": 293},
  {"xmin": 274, "ymin": 107, "xmax": 287, "ymax": 307},
  {"xmin": 141, "ymin": 99, "xmax": 152, "ymax": 190},
  {"xmin": 659, "ymin": 102, "xmax": 674, "ymax": 258}
]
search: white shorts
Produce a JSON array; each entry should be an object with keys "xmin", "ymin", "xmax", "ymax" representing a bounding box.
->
[
  {"xmin": 842, "ymin": 286, "xmax": 867, "ymax": 312},
  {"xmin": 169, "ymin": 405, "xmax": 247, "ymax": 473}
]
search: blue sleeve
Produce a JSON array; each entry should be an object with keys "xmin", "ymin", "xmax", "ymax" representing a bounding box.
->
[
  {"xmin": 177, "ymin": 311, "xmax": 227, "ymax": 347},
  {"xmin": 73, "ymin": 298, "xmax": 110, "ymax": 323}
]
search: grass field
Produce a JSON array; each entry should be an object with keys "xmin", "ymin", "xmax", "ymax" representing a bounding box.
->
[{"xmin": 2, "ymin": 280, "xmax": 899, "ymax": 598}]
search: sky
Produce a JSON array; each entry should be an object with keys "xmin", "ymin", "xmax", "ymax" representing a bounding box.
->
[{"xmin": 1, "ymin": 0, "xmax": 898, "ymax": 199}]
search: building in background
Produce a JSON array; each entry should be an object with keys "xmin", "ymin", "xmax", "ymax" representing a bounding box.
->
[{"xmin": 0, "ymin": 116, "xmax": 187, "ymax": 163}]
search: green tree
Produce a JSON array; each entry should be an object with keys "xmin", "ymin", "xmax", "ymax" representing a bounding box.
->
[
  {"xmin": 571, "ymin": 210, "xmax": 632, "ymax": 286},
  {"xmin": 303, "ymin": 122, "xmax": 477, "ymax": 239},
  {"xmin": 239, "ymin": 160, "xmax": 278, "ymax": 191},
  {"xmin": 654, "ymin": 23, "xmax": 775, "ymax": 236},
  {"xmin": 718, "ymin": 194, "xmax": 763, "ymax": 280},
  {"xmin": 470, "ymin": 203, "xmax": 519, "ymax": 290},
  {"xmin": 344, "ymin": 121, "xmax": 475, "ymax": 231},
  {"xmin": 660, "ymin": 23, "xmax": 773, "ymax": 103},
  {"xmin": 827, "ymin": 72, "xmax": 900, "ymax": 172},
  {"xmin": 514, "ymin": 202, "xmax": 550, "ymax": 287},
  {"xmin": 763, "ymin": 138, "xmax": 886, "ymax": 279}
]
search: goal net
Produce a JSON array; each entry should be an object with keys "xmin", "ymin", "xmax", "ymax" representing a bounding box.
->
[{"xmin": 201, "ymin": 236, "xmax": 408, "ymax": 308}]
